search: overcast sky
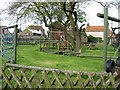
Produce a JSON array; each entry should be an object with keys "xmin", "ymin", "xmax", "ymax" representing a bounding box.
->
[
  {"xmin": 0, "ymin": 0, "xmax": 119, "ymax": 31},
  {"xmin": 85, "ymin": 1, "xmax": 118, "ymax": 27}
]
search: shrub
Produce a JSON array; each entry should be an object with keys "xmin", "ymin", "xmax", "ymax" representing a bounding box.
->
[{"xmin": 88, "ymin": 35, "xmax": 103, "ymax": 43}]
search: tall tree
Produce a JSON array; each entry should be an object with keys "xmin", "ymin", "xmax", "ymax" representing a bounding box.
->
[
  {"xmin": 4, "ymin": 1, "xmax": 90, "ymax": 52},
  {"xmin": 60, "ymin": 2, "xmax": 86, "ymax": 52}
]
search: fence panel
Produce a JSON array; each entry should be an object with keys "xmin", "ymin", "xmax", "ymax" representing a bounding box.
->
[
  {"xmin": 1, "ymin": 25, "xmax": 18, "ymax": 63},
  {"xmin": 1, "ymin": 63, "xmax": 120, "ymax": 88}
]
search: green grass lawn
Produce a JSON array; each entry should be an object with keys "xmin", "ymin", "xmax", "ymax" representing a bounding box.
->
[
  {"xmin": 16, "ymin": 43, "xmax": 115, "ymax": 73},
  {"xmin": 81, "ymin": 43, "xmax": 115, "ymax": 56}
]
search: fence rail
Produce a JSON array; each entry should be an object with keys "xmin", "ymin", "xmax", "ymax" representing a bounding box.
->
[
  {"xmin": 0, "ymin": 35, "xmax": 40, "ymax": 45},
  {"xmin": 1, "ymin": 63, "xmax": 120, "ymax": 88},
  {"xmin": 17, "ymin": 35, "xmax": 40, "ymax": 44}
]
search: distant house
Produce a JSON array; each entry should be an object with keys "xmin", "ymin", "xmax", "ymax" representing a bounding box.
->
[
  {"xmin": 29, "ymin": 25, "xmax": 45, "ymax": 37},
  {"xmin": 18, "ymin": 25, "xmax": 45, "ymax": 44},
  {"xmin": 18, "ymin": 29, "xmax": 33, "ymax": 36},
  {"xmin": 85, "ymin": 26, "xmax": 113, "ymax": 43},
  {"xmin": 85, "ymin": 26, "xmax": 112, "ymax": 38},
  {"xmin": 18, "ymin": 25, "xmax": 45, "ymax": 37}
]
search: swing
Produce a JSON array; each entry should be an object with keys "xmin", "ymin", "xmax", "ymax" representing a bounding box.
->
[{"xmin": 97, "ymin": 13, "xmax": 120, "ymax": 72}]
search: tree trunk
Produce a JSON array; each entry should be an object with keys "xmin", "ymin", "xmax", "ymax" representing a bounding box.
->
[{"xmin": 75, "ymin": 30, "xmax": 81, "ymax": 52}]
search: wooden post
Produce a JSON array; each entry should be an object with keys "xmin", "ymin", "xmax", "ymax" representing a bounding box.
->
[
  {"xmin": 118, "ymin": 2, "xmax": 120, "ymax": 56},
  {"xmin": 39, "ymin": 40, "xmax": 42, "ymax": 51},
  {"xmin": 118, "ymin": 2, "xmax": 120, "ymax": 32},
  {"xmin": 13, "ymin": 25, "xmax": 18, "ymax": 64},
  {"xmin": 98, "ymin": 37, "xmax": 99, "ymax": 44},
  {"xmin": 103, "ymin": 6, "xmax": 108, "ymax": 71},
  {"xmin": 48, "ymin": 40, "xmax": 50, "ymax": 49}
]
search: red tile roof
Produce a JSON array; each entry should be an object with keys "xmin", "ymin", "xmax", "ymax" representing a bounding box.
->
[
  {"xmin": 86, "ymin": 26, "xmax": 110, "ymax": 32},
  {"xmin": 85, "ymin": 26, "xmax": 113, "ymax": 37}
]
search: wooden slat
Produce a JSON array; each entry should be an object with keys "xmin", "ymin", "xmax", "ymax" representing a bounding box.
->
[
  {"xmin": 77, "ymin": 72, "xmax": 84, "ymax": 88},
  {"xmin": 42, "ymin": 70, "xmax": 51, "ymax": 88},
  {"xmin": 83, "ymin": 74, "xmax": 90, "ymax": 87},
  {"xmin": 100, "ymin": 74, "xmax": 106, "ymax": 88},
  {"xmin": 51, "ymin": 71, "xmax": 60, "ymax": 86},
  {"xmin": 109, "ymin": 73, "xmax": 115, "ymax": 88},
  {"xmin": 96, "ymin": 77, "xmax": 102, "ymax": 86},
  {"xmin": 106, "ymin": 73, "xmax": 115, "ymax": 88},
  {"xmin": 65, "ymin": 72, "xmax": 73, "ymax": 88},
  {"xmin": 29, "ymin": 69, "xmax": 37, "ymax": 82},
  {"xmin": 51, "ymin": 78, "xmax": 56, "ymax": 86},
  {"xmin": 8, "ymin": 68, "xmax": 23, "ymax": 88},
  {"xmin": 5, "ymin": 75, "xmax": 13, "ymax": 88},
  {"xmin": 52, "ymin": 71, "xmax": 63, "ymax": 88},
  {"xmin": 21, "ymin": 69, "xmax": 32, "ymax": 88},
  {"xmin": 1, "ymin": 70, "xmax": 13, "ymax": 88},
  {"xmin": 87, "ymin": 73, "xmax": 96, "ymax": 88},
  {"xmin": 32, "ymin": 69, "xmax": 42, "ymax": 88}
]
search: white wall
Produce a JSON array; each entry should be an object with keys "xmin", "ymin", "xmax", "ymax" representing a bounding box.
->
[{"xmin": 86, "ymin": 32, "xmax": 104, "ymax": 39}]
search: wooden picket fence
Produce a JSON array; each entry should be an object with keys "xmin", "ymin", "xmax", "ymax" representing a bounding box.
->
[{"xmin": 1, "ymin": 63, "xmax": 120, "ymax": 88}]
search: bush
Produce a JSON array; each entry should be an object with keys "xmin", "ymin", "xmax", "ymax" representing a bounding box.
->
[
  {"xmin": 88, "ymin": 35, "xmax": 97, "ymax": 43},
  {"xmin": 88, "ymin": 35, "xmax": 102, "ymax": 43}
]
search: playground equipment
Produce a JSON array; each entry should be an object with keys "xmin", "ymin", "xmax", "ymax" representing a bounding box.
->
[
  {"xmin": 1, "ymin": 25, "xmax": 18, "ymax": 63},
  {"xmin": 39, "ymin": 30, "xmax": 81, "ymax": 55},
  {"xmin": 1, "ymin": 4, "xmax": 120, "ymax": 89},
  {"xmin": 97, "ymin": 13, "xmax": 120, "ymax": 22},
  {"xmin": 39, "ymin": 39, "xmax": 74, "ymax": 55},
  {"xmin": 97, "ymin": 7, "xmax": 120, "ymax": 72},
  {"xmin": 97, "ymin": 14, "xmax": 120, "ymax": 56}
]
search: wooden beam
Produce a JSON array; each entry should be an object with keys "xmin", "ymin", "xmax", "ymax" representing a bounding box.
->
[
  {"xmin": 97, "ymin": 13, "xmax": 120, "ymax": 22},
  {"xmin": 2, "ymin": 25, "xmax": 18, "ymax": 30},
  {"xmin": 103, "ymin": 7, "xmax": 108, "ymax": 71}
]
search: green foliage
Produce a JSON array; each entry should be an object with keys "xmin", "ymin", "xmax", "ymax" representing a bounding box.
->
[
  {"xmin": 88, "ymin": 35, "xmax": 97, "ymax": 43},
  {"xmin": 77, "ymin": 10, "xmax": 86, "ymax": 23},
  {"xmin": 88, "ymin": 35, "xmax": 102, "ymax": 43}
]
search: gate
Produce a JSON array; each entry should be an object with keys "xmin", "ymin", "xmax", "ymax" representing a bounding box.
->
[{"xmin": 1, "ymin": 25, "xmax": 18, "ymax": 63}]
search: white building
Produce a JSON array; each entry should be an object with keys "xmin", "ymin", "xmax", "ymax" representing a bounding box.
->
[
  {"xmin": 86, "ymin": 26, "xmax": 112, "ymax": 39},
  {"xmin": 85, "ymin": 26, "xmax": 114, "ymax": 44}
]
